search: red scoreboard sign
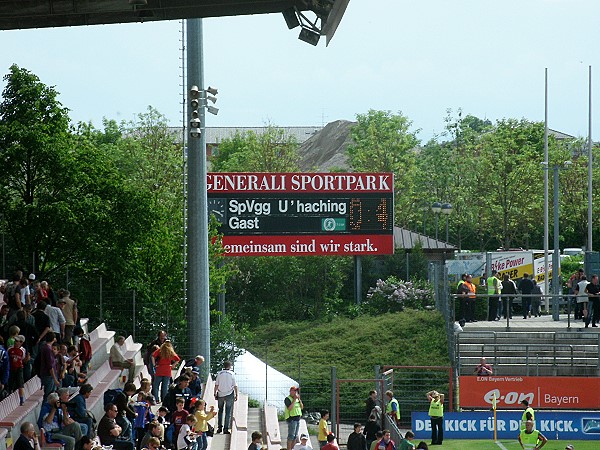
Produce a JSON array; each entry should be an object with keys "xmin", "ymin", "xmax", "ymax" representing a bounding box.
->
[{"xmin": 207, "ymin": 172, "xmax": 395, "ymax": 257}]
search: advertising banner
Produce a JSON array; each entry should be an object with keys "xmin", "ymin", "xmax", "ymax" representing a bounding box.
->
[
  {"xmin": 412, "ymin": 411, "xmax": 600, "ymax": 440},
  {"xmin": 459, "ymin": 376, "xmax": 599, "ymax": 409},
  {"xmin": 207, "ymin": 173, "xmax": 394, "ymax": 256}
]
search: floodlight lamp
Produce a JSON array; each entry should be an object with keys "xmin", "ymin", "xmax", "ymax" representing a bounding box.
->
[
  {"xmin": 207, "ymin": 105, "xmax": 219, "ymax": 116},
  {"xmin": 190, "ymin": 118, "xmax": 201, "ymax": 128},
  {"xmin": 191, "ymin": 110, "xmax": 199, "ymax": 119},
  {"xmin": 431, "ymin": 202, "xmax": 442, "ymax": 214},
  {"xmin": 206, "ymin": 95, "xmax": 217, "ymax": 104},
  {"xmin": 189, "ymin": 128, "xmax": 201, "ymax": 138},
  {"xmin": 190, "ymin": 98, "xmax": 199, "ymax": 108},
  {"xmin": 564, "ymin": 160, "xmax": 573, "ymax": 167},
  {"xmin": 206, "ymin": 86, "xmax": 218, "ymax": 96},
  {"xmin": 282, "ymin": 7, "xmax": 300, "ymax": 29},
  {"xmin": 298, "ymin": 27, "xmax": 320, "ymax": 46},
  {"xmin": 190, "ymin": 85, "xmax": 200, "ymax": 98}
]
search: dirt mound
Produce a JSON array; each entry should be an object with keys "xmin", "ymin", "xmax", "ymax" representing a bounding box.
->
[{"xmin": 298, "ymin": 120, "xmax": 355, "ymax": 171}]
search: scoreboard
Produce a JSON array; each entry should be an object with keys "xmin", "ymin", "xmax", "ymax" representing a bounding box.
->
[{"xmin": 207, "ymin": 173, "xmax": 395, "ymax": 256}]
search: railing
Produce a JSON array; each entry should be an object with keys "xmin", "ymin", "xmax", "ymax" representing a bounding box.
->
[{"xmin": 383, "ymin": 414, "xmax": 403, "ymax": 442}]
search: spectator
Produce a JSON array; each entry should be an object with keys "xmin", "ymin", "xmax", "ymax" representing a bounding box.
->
[
  {"xmin": 318, "ymin": 410, "xmax": 330, "ymax": 448},
  {"xmin": 187, "ymin": 367, "xmax": 202, "ymax": 397},
  {"xmin": 501, "ymin": 274, "xmax": 517, "ymax": 319},
  {"xmin": 487, "ymin": 270, "xmax": 502, "ymax": 321},
  {"xmin": 384, "ymin": 390, "xmax": 400, "ymax": 427},
  {"xmin": 38, "ymin": 331, "xmax": 59, "ymax": 401},
  {"xmin": 530, "ymin": 281, "xmax": 543, "ymax": 318},
  {"xmin": 426, "ymin": 390, "xmax": 444, "ymax": 445},
  {"xmin": 176, "ymin": 414, "xmax": 197, "ymax": 450},
  {"xmin": 462, "ymin": 274, "xmax": 477, "ymax": 323},
  {"xmin": 283, "ymin": 385, "xmax": 303, "ymax": 450},
  {"xmin": 347, "ymin": 423, "xmax": 367, "ymax": 450},
  {"xmin": 171, "ymin": 397, "xmax": 189, "ymax": 440},
  {"xmin": 183, "ymin": 354, "xmax": 205, "ymax": 372},
  {"xmin": 142, "ymin": 437, "xmax": 161, "ymax": 450},
  {"xmin": 363, "ymin": 414, "xmax": 380, "ymax": 450},
  {"xmin": 568, "ymin": 269, "xmax": 585, "ymax": 319},
  {"xmin": 163, "ymin": 375, "xmax": 192, "ymax": 417},
  {"xmin": 415, "ymin": 443, "xmax": 428, "ymax": 450},
  {"xmin": 518, "ymin": 273, "xmax": 535, "ymax": 319},
  {"xmin": 0, "ymin": 338, "xmax": 10, "ymax": 395},
  {"xmin": 73, "ymin": 327, "xmax": 92, "ymax": 373},
  {"xmin": 575, "ymin": 276, "xmax": 590, "ymax": 322},
  {"xmin": 365, "ymin": 390, "xmax": 378, "ymax": 420},
  {"xmin": 585, "ymin": 274, "xmax": 600, "ymax": 328},
  {"xmin": 140, "ymin": 422, "xmax": 163, "ymax": 450},
  {"xmin": 249, "ymin": 431, "xmax": 262, "ymax": 450},
  {"xmin": 398, "ymin": 431, "xmax": 415, "ymax": 450},
  {"xmin": 8, "ymin": 334, "xmax": 28, "ymax": 405},
  {"xmin": 292, "ymin": 434, "xmax": 311, "ymax": 450},
  {"xmin": 110, "ymin": 336, "xmax": 136, "ymax": 382},
  {"xmin": 132, "ymin": 391, "xmax": 153, "ymax": 450},
  {"xmin": 152, "ymin": 341, "xmax": 180, "ymax": 402},
  {"xmin": 44, "ymin": 300, "xmax": 66, "ymax": 341},
  {"xmin": 14, "ymin": 421, "xmax": 39, "ymax": 450},
  {"xmin": 74, "ymin": 436, "xmax": 94, "ymax": 450},
  {"xmin": 474, "ymin": 357, "xmax": 493, "ymax": 376},
  {"xmin": 193, "ymin": 399, "xmax": 216, "ymax": 450},
  {"xmin": 68, "ymin": 384, "xmax": 94, "ymax": 438},
  {"xmin": 98, "ymin": 403, "xmax": 134, "ymax": 450},
  {"xmin": 214, "ymin": 360, "xmax": 238, "ymax": 435},
  {"xmin": 57, "ymin": 291, "xmax": 77, "ymax": 345},
  {"xmin": 38, "ymin": 392, "xmax": 83, "ymax": 450},
  {"xmin": 5, "ymin": 273, "xmax": 22, "ymax": 318},
  {"xmin": 518, "ymin": 420, "xmax": 547, "ymax": 449},
  {"xmin": 323, "ymin": 434, "xmax": 339, "ymax": 450},
  {"xmin": 145, "ymin": 330, "xmax": 168, "ymax": 378},
  {"xmin": 115, "ymin": 382, "xmax": 138, "ymax": 442},
  {"xmin": 376, "ymin": 430, "xmax": 395, "ymax": 450}
]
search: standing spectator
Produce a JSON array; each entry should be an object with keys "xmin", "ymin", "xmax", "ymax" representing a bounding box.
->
[
  {"xmin": 248, "ymin": 431, "xmax": 262, "ymax": 450},
  {"xmin": 473, "ymin": 357, "xmax": 493, "ymax": 376},
  {"xmin": 145, "ymin": 330, "xmax": 168, "ymax": 378},
  {"xmin": 58, "ymin": 291, "xmax": 77, "ymax": 345},
  {"xmin": 363, "ymin": 414, "xmax": 380, "ymax": 450},
  {"xmin": 110, "ymin": 336, "xmax": 136, "ymax": 382},
  {"xmin": 9, "ymin": 335, "xmax": 28, "ymax": 404},
  {"xmin": 501, "ymin": 274, "xmax": 517, "ymax": 319},
  {"xmin": 575, "ymin": 276, "xmax": 590, "ymax": 322},
  {"xmin": 98, "ymin": 403, "xmax": 135, "ymax": 450},
  {"xmin": 487, "ymin": 270, "xmax": 502, "ymax": 321},
  {"xmin": 214, "ymin": 360, "xmax": 238, "ymax": 434},
  {"xmin": 176, "ymin": 415, "xmax": 197, "ymax": 450},
  {"xmin": 518, "ymin": 420, "xmax": 547, "ymax": 449},
  {"xmin": 19, "ymin": 278, "xmax": 31, "ymax": 307},
  {"xmin": 376, "ymin": 430, "xmax": 396, "ymax": 450},
  {"xmin": 152, "ymin": 341, "xmax": 180, "ymax": 402},
  {"xmin": 32, "ymin": 301, "xmax": 52, "ymax": 346},
  {"xmin": 530, "ymin": 281, "xmax": 542, "ymax": 318},
  {"xmin": 5, "ymin": 273, "xmax": 22, "ymax": 318},
  {"xmin": 585, "ymin": 274, "xmax": 600, "ymax": 328},
  {"xmin": 518, "ymin": 273, "xmax": 535, "ymax": 319},
  {"xmin": 426, "ymin": 390, "xmax": 444, "ymax": 445},
  {"xmin": 462, "ymin": 274, "xmax": 477, "ymax": 323},
  {"xmin": 171, "ymin": 397, "xmax": 189, "ymax": 440},
  {"xmin": 365, "ymin": 390, "xmax": 378, "ymax": 420},
  {"xmin": 369, "ymin": 432, "xmax": 383, "ymax": 450},
  {"xmin": 74, "ymin": 327, "xmax": 92, "ymax": 373},
  {"xmin": 38, "ymin": 332, "xmax": 59, "ymax": 401},
  {"xmin": 347, "ymin": 423, "xmax": 367, "ymax": 450},
  {"xmin": 188, "ymin": 367, "xmax": 202, "ymax": 397},
  {"xmin": 398, "ymin": 431, "xmax": 415, "ymax": 450},
  {"xmin": 193, "ymin": 399, "xmax": 216, "ymax": 450},
  {"xmin": 163, "ymin": 375, "xmax": 192, "ymax": 415},
  {"xmin": 568, "ymin": 269, "xmax": 585, "ymax": 319},
  {"xmin": 318, "ymin": 410, "xmax": 331, "ymax": 448},
  {"xmin": 283, "ymin": 385, "xmax": 302, "ymax": 450},
  {"xmin": 14, "ymin": 421, "xmax": 39, "ymax": 450},
  {"xmin": 68, "ymin": 384, "xmax": 94, "ymax": 438},
  {"xmin": 384, "ymin": 390, "xmax": 400, "ymax": 427},
  {"xmin": 44, "ymin": 301, "xmax": 66, "ymax": 342},
  {"xmin": 115, "ymin": 382, "xmax": 138, "ymax": 442},
  {"xmin": 37, "ymin": 392, "xmax": 83, "ymax": 450}
]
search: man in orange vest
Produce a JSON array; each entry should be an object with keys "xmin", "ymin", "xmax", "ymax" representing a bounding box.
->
[{"xmin": 463, "ymin": 274, "xmax": 477, "ymax": 323}]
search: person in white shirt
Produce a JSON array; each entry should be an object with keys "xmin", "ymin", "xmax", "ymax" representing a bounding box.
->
[
  {"xmin": 177, "ymin": 415, "xmax": 198, "ymax": 450},
  {"xmin": 213, "ymin": 360, "xmax": 238, "ymax": 434}
]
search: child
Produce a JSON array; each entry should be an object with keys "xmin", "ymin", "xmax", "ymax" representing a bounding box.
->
[
  {"xmin": 318, "ymin": 410, "xmax": 330, "ymax": 448},
  {"xmin": 156, "ymin": 406, "xmax": 169, "ymax": 441},
  {"xmin": 177, "ymin": 415, "xmax": 198, "ymax": 450},
  {"xmin": 193, "ymin": 399, "xmax": 216, "ymax": 450},
  {"xmin": 7, "ymin": 324, "xmax": 20, "ymax": 348},
  {"xmin": 8, "ymin": 335, "xmax": 28, "ymax": 405},
  {"xmin": 172, "ymin": 397, "xmax": 189, "ymax": 440},
  {"xmin": 133, "ymin": 391, "xmax": 152, "ymax": 450},
  {"xmin": 248, "ymin": 431, "xmax": 262, "ymax": 450}
]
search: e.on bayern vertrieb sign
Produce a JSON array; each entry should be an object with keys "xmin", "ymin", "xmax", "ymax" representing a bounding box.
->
[{"xmin": 207, "ymin": 172, "xmax": 395, "ymax": 257}]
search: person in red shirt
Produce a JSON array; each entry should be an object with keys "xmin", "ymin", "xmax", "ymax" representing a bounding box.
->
[
  {"xmin": 322, "ymin": 433, "xmax": 338, "ymax": 450},
  {"xmin": 9, "ymin": 335, "xmax": 28, "ymax": 405},
  {"xmin": 152, "ymin": 341, "xmax": 180, "ymax": 402},
  {"xmin": 171, "ymin": 397, "xmax": 189, "ymax": 440}
]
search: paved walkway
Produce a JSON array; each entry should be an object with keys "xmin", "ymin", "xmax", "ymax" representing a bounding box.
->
[{"xmin": 463, "ymin": 312, "xmax": 600, "ymax": 332}]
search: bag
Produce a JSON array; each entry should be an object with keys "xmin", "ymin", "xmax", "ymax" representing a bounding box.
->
[
  {"xmin": 104, "ymin": 388, "xmax": 123, "ymax": 408},
  {"xmin": 205, "ymin": 423, "xmax": 214, "ymax": 437}
]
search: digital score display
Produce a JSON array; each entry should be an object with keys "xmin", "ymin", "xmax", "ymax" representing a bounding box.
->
[{"xmin": 207, "ymin": 172, "xmax": 395, "ymax": 256}]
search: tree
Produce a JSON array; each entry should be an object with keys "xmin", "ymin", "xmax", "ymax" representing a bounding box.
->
[{"xmin": 347, "ymin": 109, "xmax": 420, "ymax": 227}]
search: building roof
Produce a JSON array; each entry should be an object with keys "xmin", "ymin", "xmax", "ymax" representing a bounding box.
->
[{"xmin": 394, "ymin": 226, "xmax": 456, "ymax": 251}]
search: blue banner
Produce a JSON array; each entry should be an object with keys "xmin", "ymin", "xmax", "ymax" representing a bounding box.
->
[{"xmin": 412, "ymin": 411, "xmax": 600, "ymax": 440}]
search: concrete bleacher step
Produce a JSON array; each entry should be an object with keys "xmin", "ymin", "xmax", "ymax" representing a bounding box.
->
[{"xmin": 246, "ymin": 408, "xmax": 262, "ymax": 445}]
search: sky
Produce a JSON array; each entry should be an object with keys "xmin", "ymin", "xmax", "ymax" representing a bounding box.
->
[{"xmin": 1, "ymin": 0, "xmax": 599, "ymax": 142}]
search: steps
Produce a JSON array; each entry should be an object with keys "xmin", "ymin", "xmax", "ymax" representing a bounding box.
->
[{"xmin": 457, "ymin": 330, "xmax": 600, "ymax": 376}]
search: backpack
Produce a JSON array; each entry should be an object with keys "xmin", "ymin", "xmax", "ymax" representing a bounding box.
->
[
  {"xmin": 103, "ymin": 388, "xmax": 123, "ymax": 408},
  {"xmin": 79, "ymin": 337, "xmax": 92, "ymax": 362}
]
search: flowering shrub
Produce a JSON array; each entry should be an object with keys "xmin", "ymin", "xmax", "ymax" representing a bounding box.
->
[{"xmin": 365, "ymin": 276, "xmax": 434, "ymax": 313}]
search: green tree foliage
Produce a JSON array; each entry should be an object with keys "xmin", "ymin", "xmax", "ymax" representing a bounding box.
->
[
  {"xmin": 347, "ymin": 109, "xmax": 420, "ymax": 227},
  {"xmin": 210, "ymin": 125, "xmax": 300, "ymax": 172}
]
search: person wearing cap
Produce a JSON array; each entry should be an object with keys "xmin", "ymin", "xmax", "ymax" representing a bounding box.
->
[
  {"xmin": 292, "ymin": 434, "xmax": 311, "ymax": 450},
  {"xmin": 517, "ymin": 419, "xmax": 547, "ymax": 449},
  {"xmin": 188, "ymin": 366, "xmax": 202, "ymax": 397},
  {"xmin": 8, "ymin": 334, "xmax": 28, "ymax": 405},
  {"xmin": 426, "ymin": 390, "xmax": 444, "ymax": 445},
  {"xmin": 520, "ymin": 400, "xmax": 535, "ymax": 430},
  {"xmin": 285, "ymin": 386, "xmax": 304, "ymax": 450},
  {"xmin": 214, "ymin": 360, "xmax": 238, "ymax": 434}
]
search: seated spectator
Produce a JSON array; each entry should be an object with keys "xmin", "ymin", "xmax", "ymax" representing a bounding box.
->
[
  {"xmin": 140, "ymin": 421, "xmax": 163, "ymax": 450},
  {"xmin": 74, "ymin": 436, "xmax": 95, "ymax": 450},
  {"xmin": 473, "ymin": 357, "xmax": 493, "ymax": 376},
  {"xmin": 115, "ymin": 382, "xmax": 138, "ymax": 442},
  {"xmin": 68, "ymin": 384, "xmax": 94, "ymax": 438},
  {"xmin": 38, "ymin": 392, "xmax": 83, "ymax": 450},
  {"xmin": 187, "ymin": 367, "xmax": 202, "ymax": 397},
  {"xmin": 98, "ymin": 403, "xmax": 134, "ymax": 450},
  {"xmin": 110, "ymin": 336, "xmax": 136, "ymax": 382},
  {"xmin": 14, "ymin": 421, "xmax": 39, "ymax": 450},
  {"xmin": 142, "ymin": 437, "xmax": 161, "ymax": 450}
]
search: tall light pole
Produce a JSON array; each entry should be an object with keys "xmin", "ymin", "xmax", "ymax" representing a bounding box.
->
[
  {"xmin": 431, "ymin": 202, "xmax": 442, "ymax": 241},
  {"xmin": 588, "ymin": 65, "xmax": 593, "ymax": 252},
  {"xmin": 441, "ymin": 203, "xmax": 453, "ymax": 242}
]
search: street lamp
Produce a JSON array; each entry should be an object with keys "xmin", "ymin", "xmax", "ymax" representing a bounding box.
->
[
  {"xmin": 421, "ymin": 204, "xmax": 429, "ymax": 235},
  {"xmin": 441, "ymin": 203, "xmax": 453, "ymax": 242},
  {"xmin": 431, "ymin": 202, "xmax": 442, "ymax": 240}
]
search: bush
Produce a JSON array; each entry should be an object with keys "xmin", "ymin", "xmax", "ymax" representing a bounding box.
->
[{"xmin": 363, "ymin": 276, "xmax": 434, "ymax": 314}]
